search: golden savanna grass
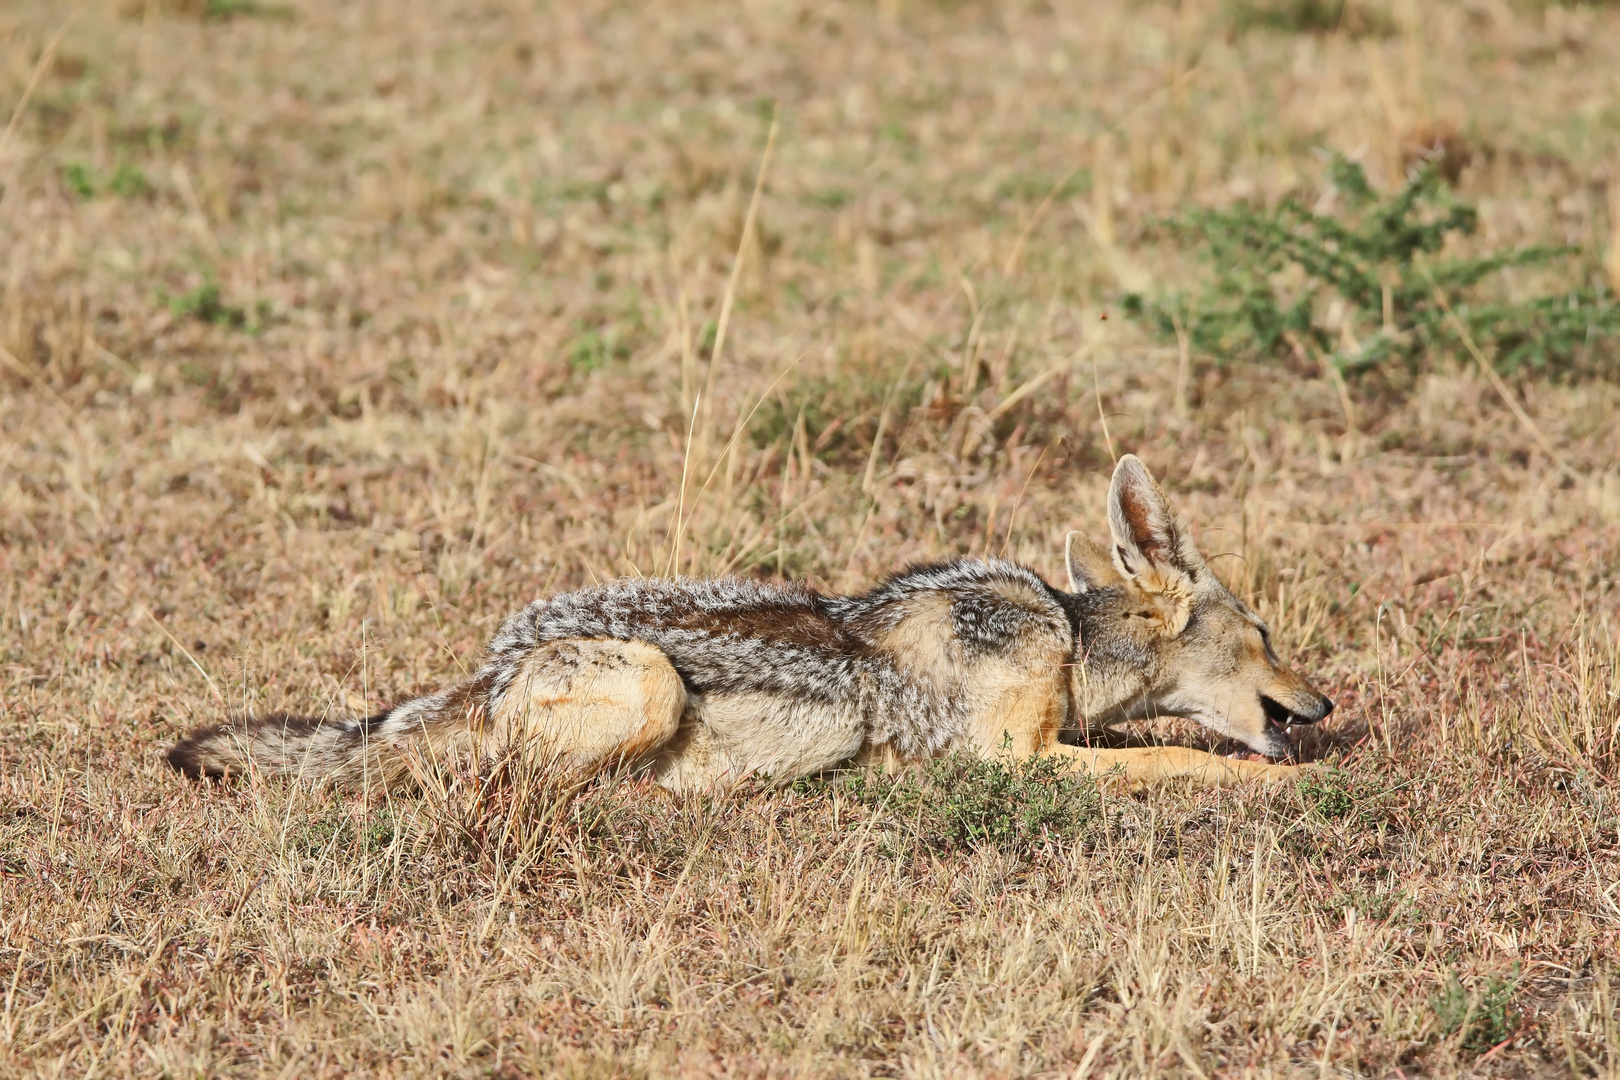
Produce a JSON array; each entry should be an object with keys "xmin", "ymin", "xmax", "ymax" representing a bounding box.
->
[{"xmin": 3, "ymin": 0, "xmax": 1620, "ymax": 1075}]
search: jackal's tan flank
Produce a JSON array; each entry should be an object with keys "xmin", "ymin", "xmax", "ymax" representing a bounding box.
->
[{"xmin": 169, "ymin": 455, "xmax": 1333, "ymax": 791}]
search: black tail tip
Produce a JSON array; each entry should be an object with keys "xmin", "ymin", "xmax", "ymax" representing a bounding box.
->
[
  {"xmin": 167, "ymin": 723, "xmax": 253, "ymax": 780},
  {"xmin": 165, "ymin": 713, "xmax": 377, "ymax": 781},
  {"xmin": 166, "ymin": 729, "xmax": 220, "ymax": 779}
]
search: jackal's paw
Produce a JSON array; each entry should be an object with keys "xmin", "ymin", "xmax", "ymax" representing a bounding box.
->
[
  {"xmin": 1227, "ymin": 750, "xmax": 1320, "ymax": 769},
  {"xmin": 1225, "ymin": 753, "xmax": 1317, "ymax": 784}
]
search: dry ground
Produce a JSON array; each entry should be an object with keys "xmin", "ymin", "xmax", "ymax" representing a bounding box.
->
[{"xmin": 3, "ymin": 0, "xmax": 1620, "ymax": 1076}]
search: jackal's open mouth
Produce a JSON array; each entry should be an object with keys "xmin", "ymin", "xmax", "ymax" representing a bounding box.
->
[{"xmin": 1261, "ymin": 695, "xmax": 1305, "ymax": 728}]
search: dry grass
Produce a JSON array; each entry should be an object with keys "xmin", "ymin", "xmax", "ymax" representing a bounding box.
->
[{"xmin": 2, "ymin": 0, "xmax": 1620, "ymax": 1075}]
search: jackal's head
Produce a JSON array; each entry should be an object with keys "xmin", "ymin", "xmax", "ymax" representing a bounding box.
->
[{"xmin": 1064, "ymin": 455, "xmax": 1333, "ymax": 759}]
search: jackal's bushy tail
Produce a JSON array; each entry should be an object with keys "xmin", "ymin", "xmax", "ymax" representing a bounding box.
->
[{"xmin": 166, "ymin": 682, "xmax": 482, "ymax": 784}]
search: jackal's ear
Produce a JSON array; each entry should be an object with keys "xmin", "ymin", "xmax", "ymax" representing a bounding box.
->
[
  {"xmin": 1107, "ymin": 455, "xmax": 1206, "ymax": 595},
  {"xmin": 1064, "ymin": 531, "xmax": 1120, "ymax": 593}
]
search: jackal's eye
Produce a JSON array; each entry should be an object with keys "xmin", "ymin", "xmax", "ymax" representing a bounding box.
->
[{"xmin": 1256, "ymin": 625, "xmax": 1277, "ymax": 658}]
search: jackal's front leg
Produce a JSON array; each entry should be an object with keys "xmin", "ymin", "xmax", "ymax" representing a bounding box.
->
[{"xmin": 1045, "ymin": 744, "xmax": 1302, "ymax": 792}]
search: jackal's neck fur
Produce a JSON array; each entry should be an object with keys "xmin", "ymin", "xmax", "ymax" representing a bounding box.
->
[{"xmin": 1065, "ymin": 584, "xmax": 1165, "ymax": 725}]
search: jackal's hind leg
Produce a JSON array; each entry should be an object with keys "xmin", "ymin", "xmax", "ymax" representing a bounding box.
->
[
  {"xmin": 1047, "ymin": 744, "xmax": 1302, "ymax": 792},
  {"xmin": 490, "ymin": 638, "xmax": 685, "ymax": 774}
]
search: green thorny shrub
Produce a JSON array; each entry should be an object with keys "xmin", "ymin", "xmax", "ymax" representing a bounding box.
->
[
  {"xmin": 1123, "ymin": 155, "xmax": 1620, "ymax": 378},
  {"xmin": 830, "ymin": 750, "xmax": 1102, "ymax": 859}
]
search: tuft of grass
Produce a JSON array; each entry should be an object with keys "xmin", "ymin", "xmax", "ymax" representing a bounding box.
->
[
  {"xmin": 1298, "ymin": 766, "xmax": 1357, "ymax": 820},
  {"xmin": 1225, "ymin": 0, "xmax": 1395, "ymax": 36},
  {"xmin": 1124, "ymin": 155, "xmax": 1620, "ymax": 378},
  {"xmin": 60, "ymin": 161, "xmax": 149, "ymax": 200},
  {"xmin": 163, "ymin": 279, "xmax": 270, "ymax": 331},
  {"xmin": 168, "ymin": 282, "xmax": 239, "ymax": 326},
  {"xmin": 109, "ymin": 162, "xmax": 151, "ymax": 198},
  {"xmin": 831, "ymin": 750, "xmax": 1102, "ymax": 858},
  {"xmin": 61, "ymin": 162, "xmax": 95, "ymax": 200},
  {"xmin": 566, "ymin": 328, "xmax": 628, "ymax": 374},
  {"xmin": 410, "ymin": 742, "xmax": 613, "ymax": 878},
  {"xmin": 1433, "ymin": 969, "xmax": 1521, "ymax": 1054},
  {"xmin": 121, "ymin": 0, "xmax": 296, "ymax": 20},
  {"xmin": 296, "ymin": 806, "xmax": 400, "ymax": 857}
]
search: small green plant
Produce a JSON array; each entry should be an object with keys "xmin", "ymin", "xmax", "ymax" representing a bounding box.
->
[
  {"xmin": 295, "ymin": 807, "xmax": 399, "ymax": 857},
  {"xmin": 568, "ymin": 328, "xmax": 626, "ymax": 373},
  {"xmin": 62, "ymin": 161, "xmax": 150, "ymax": 200},
  {"xmin": 163, "ymin": 279, "xmax": 270, "ymax": 331},
  {"xmin": 119, "ymin": 0, "xmax": 295, "ymax": 20},
  {"xmin": 169, "ymin": 282, "xmax": 240, "ymax": 326},
  {"xmin": 1225, "ymin": 0, "xmax": 1394, "ymax": 36},
  {"xmin": 1124, "ymin": 154, "xmax": 1620, "ymax": 378},
  {"xmin": 1432, "ymin": 968, "xmax": 1520, "ymax": 1054},
  {"xmin": 808, "ymin": 188, "xmax": 851, "ymax": 209},
  {"xmin": 1298, "ymin": 767, "xmax": 1356, "ymax": 820},
  {"xmin": 62, "ymin": 163, "xmax": 96, "ymax": 200},
  {"xmin": 835, "ymin": 749, "xmax": 1102, "ymax": 858},
  {"xmin": 1325, "ymin": 887, "xmax": 1417, "ymax": 924},
  {"xmin": 109, "ymin": 163, "xmax": 151, "ymax": 198}
]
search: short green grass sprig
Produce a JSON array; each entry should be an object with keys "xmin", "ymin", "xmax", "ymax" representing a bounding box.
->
[{"xmin": 1432, "ymin": 968, "xmax": 1521, "ymax": 1055}]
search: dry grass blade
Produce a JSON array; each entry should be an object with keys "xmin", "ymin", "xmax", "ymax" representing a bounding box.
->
[
  {"xmin": 0, "ymin": 17, "xmax": 71, "ymax": 165},
  {"xmin": 698, "ymin": 110, "xmax": 780, "ymax": 432}
]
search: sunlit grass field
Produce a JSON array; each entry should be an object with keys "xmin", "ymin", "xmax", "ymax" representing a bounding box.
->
[{"xmin": 2, "ymin": 0, "xmax": 1619, "ymax": 1075}]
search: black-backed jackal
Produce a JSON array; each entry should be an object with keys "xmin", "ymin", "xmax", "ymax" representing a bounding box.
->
[{"xmin": 169, "ymin": 456, "xmax": 1333, "ymax": 792}]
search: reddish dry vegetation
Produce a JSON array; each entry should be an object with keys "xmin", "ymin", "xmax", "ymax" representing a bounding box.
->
[{"xmin": 2, "ymin": 0, "xmax": 1619, "ymax": 1076}]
